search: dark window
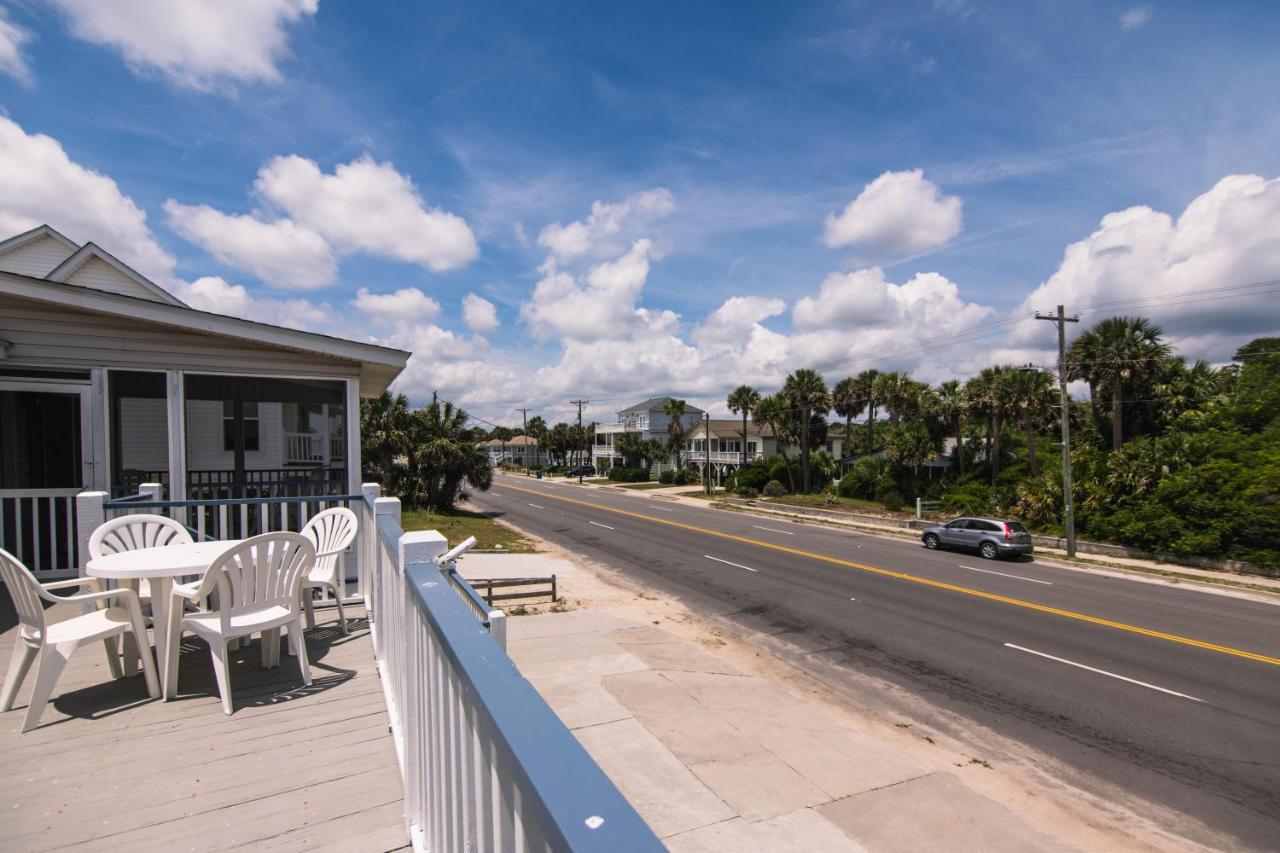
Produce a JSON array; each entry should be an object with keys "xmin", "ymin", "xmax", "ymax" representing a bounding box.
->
[
  {"xmin": 1007, "ymin": 521, "xmax": 1028, "ymax": 533},
  {"xmin": 946, "ymin": 519, "xmax": 970, "ymax": 529},
  {"xmin": 222, "ymin": 401, "xmax": 260, "ymax": 451},
  {"xmin": 976, "ymin": 520, "xmax": 1002, "ymax": 531}
]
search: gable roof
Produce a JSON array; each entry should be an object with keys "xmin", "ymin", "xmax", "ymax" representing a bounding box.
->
[
  {"xmin": 0, "ymin": 224, "xmax": 79, "ymax": 256},
  {"xmin": 618, "ymin": 397, "xmax": 705, "ymax": 415},
  {"xmin": 0, "ymin": 225, "xmax": 80, "ymax": 277},
  {"xmin": 47, "ymin": 242, "xmax": 185, "ymax": 306},
  {"xmin": 687, "ymin": 418, "xmax": 774, "ymax": 438}
]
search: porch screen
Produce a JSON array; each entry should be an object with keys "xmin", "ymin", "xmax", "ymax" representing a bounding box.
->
[
  {"xmin": 183, "ymin": 376, "xmax": 347, "ymax": 500},
  {"xmin": 109, "ymin": 371, "xmax": 169, "ymax": 498}
]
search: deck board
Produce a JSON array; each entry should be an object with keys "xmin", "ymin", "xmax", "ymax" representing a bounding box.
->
[{"xmin": 0, "ymin": 599, "xmax": 408, "ymax": 852}]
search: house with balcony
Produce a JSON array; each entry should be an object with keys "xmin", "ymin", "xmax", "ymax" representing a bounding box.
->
[
  {"xmin": 681, "ymin": 418, "xmax": 777, "ymax": 483},
  {"xmin": 0, "ymin": 224, "xmax": 660, "ymax": 851},
  {"xmin": 481, "ymin": 434, "xmax": 545, "ymax": 467},
  {"xmin": 591, "ymin": 396, "xmax": 704, "ymax": 472}
]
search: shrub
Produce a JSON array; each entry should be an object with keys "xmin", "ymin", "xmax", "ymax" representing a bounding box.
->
[
  {"xmin": 674, "ymin": 468, "xmax": 700, "ymax": 485},
  {"xmin": 941, "ymin": 480, "xmax": 993, "ymax": 516},
  {"xmin": 658, "ymin": 469, "xmax": 675, "ymax": 484},
  {"xmin": 762, "ymin": 479, "xmax": 788, "ymax": 498},
  {"xmin": 736, "ymin": 485, "xmax": 760, "ymax": 499},
  {"xmin": 879, "ymin": 489, "xmax": 905, "ymax": 513},
  {"xmin": 731, "ymin": 459, "xmax": 774, "ymax": 492},
  {"xmin": 607, "ymin": 466, "xmax": 650, "ymax": 483}
]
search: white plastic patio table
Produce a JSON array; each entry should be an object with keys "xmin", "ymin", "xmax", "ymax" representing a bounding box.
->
[{"xmin": 86, "ymin": 539, "xmax": 245, "ymax": 698}]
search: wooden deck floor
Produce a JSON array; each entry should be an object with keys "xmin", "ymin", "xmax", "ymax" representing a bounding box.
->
[{"xmin": 0, "ymin": 597, "xmax": 408, "ymax": 853}]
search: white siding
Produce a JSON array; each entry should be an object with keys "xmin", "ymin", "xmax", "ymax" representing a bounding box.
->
[
  {"xmin": 1, "ymin": 295, "xmax": 363, "ymax": 380},
  {"xmin": 186, "ymin": 400, "xmax": 285, "ymax": 470},
  {"xmin": 118, "ymin": 397, "xmax": 169, "ymax": 471},
  {"xmin": 63, "ymin": 256, "xmax": 165, "ymax": 301},
  {"xmin": 0, "ymin": 235, "xmax": 77, "ymax": 277}
]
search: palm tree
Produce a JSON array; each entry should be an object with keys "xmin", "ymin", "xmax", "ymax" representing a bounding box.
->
[
  {"xmin": 1154, "ymin": 357, "xmax": 1224, "ymax": 424},
  {"xmin": 360, "ymin": 391, "xmax": 411, "ymax": 483},
  {"xmin": 852, "ymin": 368, "xmax": 881, "ymax": 453},
  {"xmin": 831, "ymin": 377, "xmax": 866, "ymax": 468},
  {"xmin": 615, "ymin": 431, "xmax": 648, "ymax": 468},
  {"xmin": 663, "ymin": 398, "xmax": 690, "ymax": 470},
  {"xmin": 968, "ymin": 365, "xmax": 1016, "ymax": 486},
  {"xmin": 782, "ymin": 368, "xmax": 831, "ymax": 493},
  {"xmin": 753, "ymin": 393, "xmax": 796, "ymax": 491},
  {"xmin": 1067, "ymin": 316, "xmax": 1171, "ymax": 451},
  {"xmin": 874, "ymin": 371, "xmax": 928, "ymax": 426},
  {"xmin": 1005, "ymin": 369, "xmax": 1056, "ymax": 477},
  {"xmin": 727, "ymin": 385, "xmax": 761, "ymax": 468},
  {"xmin": 405, "ymin": 392, "xmax": 493, "ymax": 512},
  {"xmin": 931, "ymin": 380, "xmax": 967, "ymax": 476}
]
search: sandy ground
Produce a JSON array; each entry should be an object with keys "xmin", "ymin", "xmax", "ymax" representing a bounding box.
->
[{"xmin": 495, "ymin": 517, "xmax": 1237, "ymax": 852}]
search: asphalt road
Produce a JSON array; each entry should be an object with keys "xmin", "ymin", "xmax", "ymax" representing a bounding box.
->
[{"xmin": 472, "ymin": 475, "xmax": 1280, "ymax": 850}]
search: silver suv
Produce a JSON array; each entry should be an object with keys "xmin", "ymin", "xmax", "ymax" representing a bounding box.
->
[{"xmin": 921, "ymin": 517, "xmax": 1033, "ymax": 560}]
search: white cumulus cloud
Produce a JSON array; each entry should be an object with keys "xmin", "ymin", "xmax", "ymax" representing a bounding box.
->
[
  {"xmin": 0, "ymin": 9, "xmax": 34, "ymax": 86},
  {"xmin": 462, "ymin": 293, "xmax": 499, "ymax": 333},
  {"xmin": 1119, "ymin": 6, "xmax": 1153, "ymax": 30},
  {"xmin": 254, "ymin": 154, "xmax": 478, "ymax": 272},
  {"xmin": 1011, "ymin": 173, "xmax": 1280, "ymax": 360},
  {"xmin": 0, "ymin": 115, "xmax": 174, "ymax": 282},
  {"xmin": 352, "ymin": 287, "xmax": 442, "ymax": 323},
  {"xmin": 538, "ymin": 188, "xmax": 675, "ymax": 259},
  {"xmin": 521, "ymin": 239, "xmax": 659, "ymax": 342},
  {"xmin": 172, "ymin": 275, "xmax": 337, "ymax": 331},
  {"xmin": 163, "ymin": 200, "xmax": 335, "ymax": 289},
  {"xmin": 47, "ymin": 0, "xmax": 316, "ymax": 90},
  {"xmin": 823, "ymin": 169, "xmax": 962, "ymax": 256}
]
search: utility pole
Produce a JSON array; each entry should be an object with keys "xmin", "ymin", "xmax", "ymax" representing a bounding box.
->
[
  {"xmin": 517, "ymin": 407, "xmax": 530, "ymax": 472},
  {"xmin": 1036, "ymin": 305, "xmax": 1080, "ymax": 558},
  {"xmin": 570, "ymin": 400, "xmax": 588, "ymax": 483},
  {"xmin": 704, "ymin": 412, "xmax": 712, "ymax": 495}
]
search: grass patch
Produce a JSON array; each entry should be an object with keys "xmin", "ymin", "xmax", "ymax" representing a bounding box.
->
[
  {"xmin": 616, "ymin": 482, "xmax": 670, "ymax": 490},
  {"xmin": 761, "ymin": 493, "xmax": 913, "ymax": 518},
  {"xmin": 401, "ymin": 507, "xmax": 539, "ymax": 553}
]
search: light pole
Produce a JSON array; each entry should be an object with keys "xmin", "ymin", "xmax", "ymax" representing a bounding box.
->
[{"xmin": 1035, "ymin": 305, "xmax": 1080, "ymax": 558}]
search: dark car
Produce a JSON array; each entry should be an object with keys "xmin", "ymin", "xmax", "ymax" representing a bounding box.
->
[
  {"xmin": 564, "ymin": 464, "xmax": 596, "ymax": 477},
  {"xmin": 921, "ymin": 517, "xmax": 1034, "ymax": 560}
]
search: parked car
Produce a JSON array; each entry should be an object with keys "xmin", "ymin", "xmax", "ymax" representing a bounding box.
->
[
  {"xmin": 921, "ymin": 517, "xmax": 1033, "ymax": 560},
  {"xmin": 564, "ymin": 464, "xmax": 596, "ymax": 477}
]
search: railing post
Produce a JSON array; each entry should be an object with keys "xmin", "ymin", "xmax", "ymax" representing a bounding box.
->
[
  {"xmin": 487, "ymin": 609, "xmax": 507, "ymax": 651},
  {"xmin": 75, "ymin": 491, "xmax": 107, "ymax": 579},
  {"xmin": 360, "ymin": 483, "xmax": 381, "ymax": 602}
]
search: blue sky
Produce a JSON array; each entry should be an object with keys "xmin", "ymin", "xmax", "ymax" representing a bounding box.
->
[{"xmin": 1, "ymin": 1, "xmax": 1278, "ymax": 422}]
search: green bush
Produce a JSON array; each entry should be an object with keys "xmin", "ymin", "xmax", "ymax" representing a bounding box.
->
[
  {"xmin": 736, "ymin": 485, "xmax": 760, "ymax": 499},
  {"xmin": 879, "ymin": 489, "xmax": 905, "ymax": 512},
  {"xmin": 941, "ymin": 480, "xmax": 993, "ymax": 516},
  {"xmin": 731, "ymin": 459, "xmax": 774, "ymax": 492},
  {"xmin": 607, "ymin": 466, "xmax": 650, "ymax": 483},
  {"xmin": 658, "ymin": 469, "xmax": 675, "ymax": 484},
  {"xmin": 674, "ymin": 468, "xmax": 700, "ymax": 485},
  {"xmin": 762, "ymin": 479, "xmax": 788, "ymax": 497}
]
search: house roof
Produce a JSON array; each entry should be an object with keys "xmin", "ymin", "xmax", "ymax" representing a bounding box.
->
[
  {"xmin": 47, "ymin": 242, "xmax": 186, "ymax": 306},
  {"xmin": 687, "ymin": 418, "xmax": 774, "ymax": 438},
  {"xmin": 483, "ymin": 436, "xmax": 539, "ymax": 447},
  {"xmin": 0, "ymin": 268, "xmax": 409, "ymax": 395},
  {"xmin": 618, "ymin": 397, "xmax": 705, "ymax": 415},
  {"xmin": 0, "ymin": 224, "xmax": 79, "ymax": 256}
]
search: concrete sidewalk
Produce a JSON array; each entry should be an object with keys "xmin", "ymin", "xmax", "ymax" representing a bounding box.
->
[{"xmin": 507, "ymin": 607, "xmax": 1077, "ymax": 852}]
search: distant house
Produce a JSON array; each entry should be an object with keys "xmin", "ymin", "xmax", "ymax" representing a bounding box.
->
[
  {"xmin": 682, "ymin": 418, "xmax": 777, "ymax": 483},
  {"xmin": 481, "ymin": 435, "xmax": 545, "ymax": 467},
  {"xmin": 591, "ymin": 397, "xmax": 704, "ymax": 471},
  {"xmin": 0, "ymin": 224, "xmax": 409, "ymax": 577}
]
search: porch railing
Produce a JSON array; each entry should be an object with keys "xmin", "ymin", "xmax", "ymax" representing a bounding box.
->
[
  {"xmin": 361, "ymin": 485, "xmax": 661, "ymax": 852},
  {"xmin": 0, "ymin": 488, "xmax": 80, "ymax": 578}
]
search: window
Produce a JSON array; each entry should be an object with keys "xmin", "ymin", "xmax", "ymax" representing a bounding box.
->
[
  {"xmin": 108, "ymin": 370, "xmax": 168, "ymax": 497},
  {"xmin": 945, "ymin": 519, "xmax": 970, "ymax": 529},
  {"xmin": 222, "ymin": 401, "xmax": 260, "ymax": 451},
  {"xmin": 975, "ymin": 520, "xmax": 1002, "ymax": 531},
  {"xmin": 747, "ymin": 441, "xmax": 757, "ymax": 454}
]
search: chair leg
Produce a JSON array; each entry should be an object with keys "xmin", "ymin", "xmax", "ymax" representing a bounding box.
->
[
  {"xmin": 260, "ymin": 629, "xmax": 281, "ymax": 669},
  {"xmin": 281, "ymin": 623, "xmax": 292, "ymax": 658},
  {"xmin": 332, "ymin": 583, "xmax": 348, "ymax": 635},
  {"xmin": 209, "ymin": 641, "xmax": 234, "ymax": 715},
  {"xmin": 163, "ymin": 606, "xmax": 184, "ymax": 701},
  {"xmin": 103, "ymin": 637, "xmax": 123, "ymax": 680},
  {"xmin": 303, "ymin": 590, "xmax": 316, "ymax": 632},
  {"xmin": 1, "ymin": 642, "xmax": 38, "ymax": 712},
  {"xmin": 125, "ymin": 610, "xmax": 160, "ymax": 700},
  {"xmin": 287, "ymin": 622, "xmax": 312, "ymax": 687},
  {"xmin": 22, "ymin": 643, "xmax": 72, "ymax": 733}
]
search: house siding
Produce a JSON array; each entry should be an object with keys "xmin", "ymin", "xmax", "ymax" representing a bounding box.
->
[
  {"xmin": 0, "ymin": 295, "xmax": 362, "ymax": 380},
  {"xmin": 185, "ymin": 400, "xmax": 286, "ymax": 470},
  {"xmin": 0, "ymin": 235, "xmax": 76, "ymax": 278},
  {"xmin": 62, "ymin": 256, "xmax": 169, "ymax": 301}
]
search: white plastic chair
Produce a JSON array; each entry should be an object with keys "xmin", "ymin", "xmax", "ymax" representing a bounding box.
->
[
  {"xmin": 300, "ymin": 507, "xmax": 359, "ymax": 635},
  {"xmin": 164, "ymin": 532, "xmax": 315, "ymax": 714},
  {"xmin": 89, "ymin": 513, "xmax": 194, "ymax": 604},
  {"xmin": 0, "ymin": 547, "xmax": 159, "ymax": 732}
]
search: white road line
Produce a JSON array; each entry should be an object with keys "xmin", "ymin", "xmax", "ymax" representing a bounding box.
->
[
  {"xmin": 959, "ymin": 564, "xmax": 1052, "ymax": 585},
  {"xmin": 1004, "ymin": 644, "xmax": 1204, "ymax": 702},
  {"xmin": 587, "ymin": 521, "xmax": 615, "ymax": 530},
  {"xmin": 753, "ymin": 525, "xmax": 794, "ymax": 535},
  {"xmin": 527, "ymin": 503, "xmax": 544, "ymax": 509},
  {"xmin": 651, "ymin": 506, "xmax": 674, "ymax": 512},
  {"xmin": 705, "ymin": 555, "xmax": 758, "ymax": 573}
]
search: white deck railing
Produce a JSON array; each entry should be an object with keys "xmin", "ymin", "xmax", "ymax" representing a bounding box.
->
[
  {"xmin": 359, "ymin": 485, "xmax": 661, "ymax": 852},
  {"xmin": 0, "ymin": 488, "xmax": 80, "ymax": 578}
]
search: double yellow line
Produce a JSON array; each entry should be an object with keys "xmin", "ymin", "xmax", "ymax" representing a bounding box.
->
[{"xmin": 496, "ymin": 482, "xmax": 1280, "ymax": 667}]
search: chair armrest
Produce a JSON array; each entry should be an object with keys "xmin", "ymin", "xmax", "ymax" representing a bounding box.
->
[
  {"xmin": 43, "ymin": 586, "xmax": 140, "ymax": 609},
  {"xmin": 171, "ymin": 580, "xmax": 204, "ymax": 601},
  {"xmin": 40, "ymin": 576, "xmax": 104, "ymax": 593}
]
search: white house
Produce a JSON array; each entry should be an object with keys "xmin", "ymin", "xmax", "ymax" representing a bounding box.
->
[
  {"xmin": 591, "ymin": 397, "xmax": 704, "ymax": 471},
  {"xmin": 482, "ymin": 435, "xmax": 546, "ymax": 467},
  {"xmin": 0, "ymin": 224, "xmax": 409, "ymax": 577}
]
